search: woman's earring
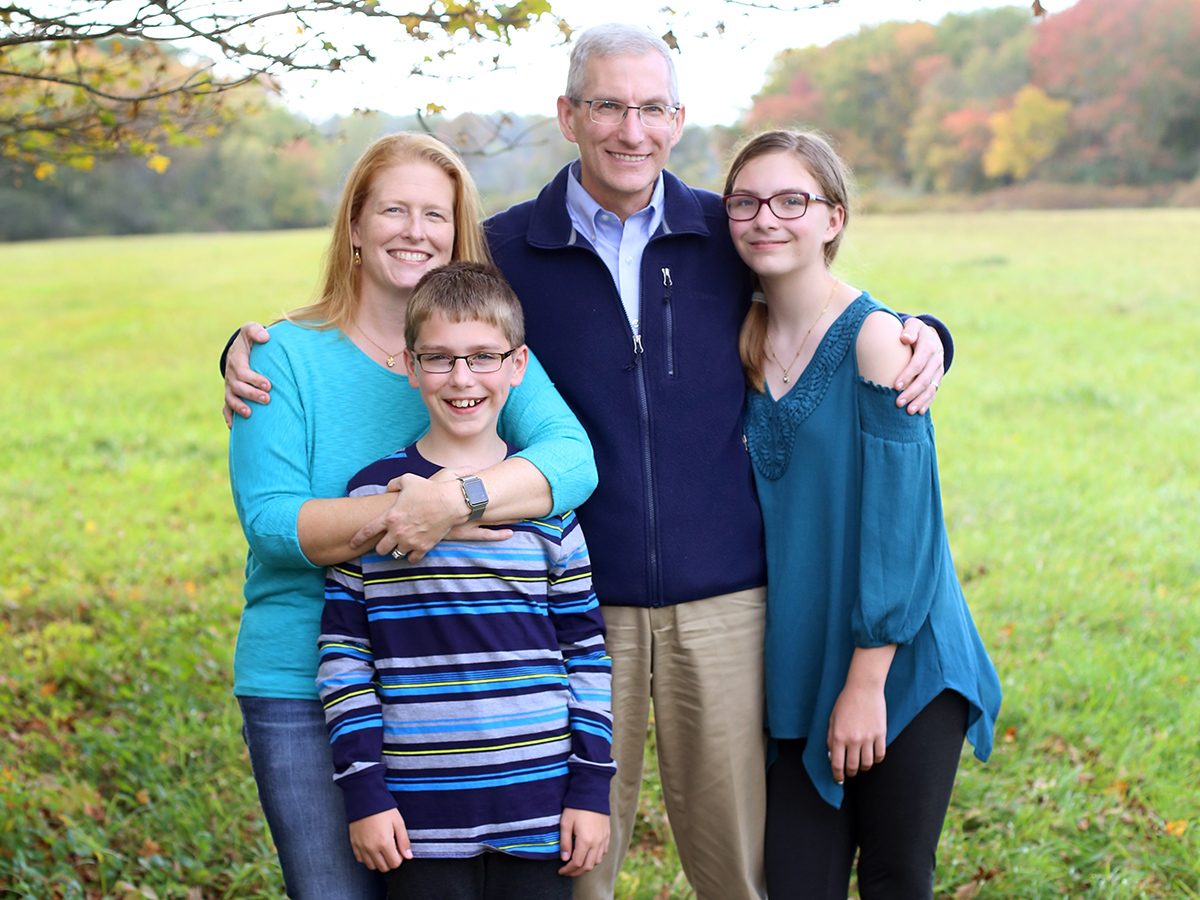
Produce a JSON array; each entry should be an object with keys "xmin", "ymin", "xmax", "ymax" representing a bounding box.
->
[{"xmin": 353, "ymin": 247, "xmax": 362, "ymax": 266}]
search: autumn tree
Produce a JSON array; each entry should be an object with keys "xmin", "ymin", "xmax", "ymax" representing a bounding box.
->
[
  {"xmin": 983, "ymin": 83, "xmax": 1070, "ymax": 180},
  {"xmin": 905, "ymin": 6, "xmax": 1032, "ymax": 191},
  {"xmin": 1029, "ymin": 0, "xmax": 1200, "ymax": 183},
  {"xmin": 0, "ymin": 0, "xmax": 560, "ymax": 180}
]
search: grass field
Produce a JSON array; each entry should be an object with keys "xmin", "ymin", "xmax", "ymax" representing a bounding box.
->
[{"xmin": 2, "ymin": 210, "xmax": 1198, "ymax": 900}]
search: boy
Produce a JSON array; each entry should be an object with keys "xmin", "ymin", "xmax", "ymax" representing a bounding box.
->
[{"xmin": 317, "ymin": 263, "xmax": 614, "ymax": 900}]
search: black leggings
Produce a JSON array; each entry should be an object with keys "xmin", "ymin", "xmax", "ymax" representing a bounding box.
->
[
  {"xmin": 765, "ymin": 689, "xmax": 969, "ymax": 900},
  {"xmin": 384, "ymin": 853, "xmax": 571, "ymax": 900}
]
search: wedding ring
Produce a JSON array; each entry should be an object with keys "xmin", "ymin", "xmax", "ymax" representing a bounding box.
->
[{"xmin": 391, "ymin": 548, "xmax": 407, "ymax": 560}]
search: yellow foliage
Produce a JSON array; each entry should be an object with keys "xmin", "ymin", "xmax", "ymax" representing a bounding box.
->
[
  {"xmin": 984, "ymin": 85, "xmax": 1071, "ymax": 180},
  {"xmin": 146, "ymin": 154, "xmax": 171, "ymax": 173},
  {"xmin": 34, "ymin": 161, "xmax": 55, "ymax": 180}
]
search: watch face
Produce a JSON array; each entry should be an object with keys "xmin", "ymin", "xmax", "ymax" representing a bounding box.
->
[{"xmin": 462, "ymin": 476, "xmax": 488, "ymax": 507}]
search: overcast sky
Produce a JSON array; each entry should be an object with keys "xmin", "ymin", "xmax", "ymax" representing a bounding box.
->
[{"xmin": 276, "ymin": 0, "xmax": 1052, "ymax": 126}]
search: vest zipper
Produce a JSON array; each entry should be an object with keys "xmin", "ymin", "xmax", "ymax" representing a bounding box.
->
[
  {"xmin": 661, "ymin": 267, "xmax": 675, "ymax": 377},
  {"xmin": 631, "ymin": 343, "xmax": 661, "ymax": 607}
]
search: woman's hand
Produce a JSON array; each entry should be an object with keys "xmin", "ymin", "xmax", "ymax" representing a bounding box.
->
[
  {"xmin": 558, "ymin": 809, "xmax": 610, "ymax": 876},
  {"xmin": 894, "ymin": 318, "xmax": 945, "ymax": 415},
  {"xmin": 223, "ymin": 321, "xmax": 272, "ymax": 428},
  {"xmin": 347, "ymin": 808, "xmax": 412, "ymax": 872},
  {"xmin": 351, "ymin": 470, "xmax": 512, "ymax": 562}
]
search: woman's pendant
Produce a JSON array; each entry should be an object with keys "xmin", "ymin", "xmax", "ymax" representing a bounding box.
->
[
  {"xmin": 782, "ymin": 373, "xmax": 790, "ymax": 384},
  {"xmin": 386, "ymin": 356, "xmax": 396, "ymax": 367}
]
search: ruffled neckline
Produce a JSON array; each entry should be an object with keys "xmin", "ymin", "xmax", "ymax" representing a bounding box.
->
[{"xmin": 745, "ymin": 293, "xmax": 877, "ymax": 481}]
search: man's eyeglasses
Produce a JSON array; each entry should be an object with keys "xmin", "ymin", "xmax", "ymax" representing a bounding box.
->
[
  {"xmin": 412, "ymin": 349, "xmax": 519, "ymax": 374},
  {"xmin": 721, "ymin": 191, "xmax": 835, "ymax": 221},
  {"xmin": 572, "ymin": 98, "xmax": 681, "ymax": 128}
]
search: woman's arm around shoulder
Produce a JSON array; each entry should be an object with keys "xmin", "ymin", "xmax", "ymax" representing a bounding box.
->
[{"xmin": 228, "ymin": 324, "xmax": 320, "ymax": 570}]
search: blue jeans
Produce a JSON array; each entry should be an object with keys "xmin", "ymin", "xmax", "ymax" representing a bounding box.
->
[{"xmin": 239, "ymin": 696, "xmax": 388, "ymax": 900}]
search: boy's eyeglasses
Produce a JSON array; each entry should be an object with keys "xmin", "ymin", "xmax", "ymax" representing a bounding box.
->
[
  {"xmin": 722, "ymin": 191, "xmax": 835, "ymax": 221},
  {"xmin": 413, "ymin": 349, "xmax": 518, "ymax": 374},
  {"xmin": 571, "ymin": 98, "xmax": 681, "ymax": 128}
]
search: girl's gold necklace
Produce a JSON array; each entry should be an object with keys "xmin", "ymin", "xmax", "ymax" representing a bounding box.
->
[{"xmin": 764, "ymin": 277, "xmax": 839, "ymax": 384}]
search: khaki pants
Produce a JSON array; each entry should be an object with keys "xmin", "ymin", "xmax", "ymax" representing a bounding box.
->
[{"xmin": 575, "ymin": 588, "xmax": 768, "ymax": 900}]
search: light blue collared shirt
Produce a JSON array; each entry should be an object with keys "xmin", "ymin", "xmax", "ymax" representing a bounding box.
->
[{"xmin": 564, "ymin": 160, "xmax": 665, "ymax": 333}]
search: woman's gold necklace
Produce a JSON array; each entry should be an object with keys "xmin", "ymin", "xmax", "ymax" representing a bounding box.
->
[
  {"xmin": 356, "ymin": 326, "xmax": 405, "ymax": 368},
  {"xmin": 764, "ymin": 277, "xmax": 840, "ymax": 384}
]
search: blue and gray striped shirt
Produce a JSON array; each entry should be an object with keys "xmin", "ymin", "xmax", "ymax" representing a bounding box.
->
[{"xmin": 317, "ymin": 445, "xmax": 614, "ymax": 859}]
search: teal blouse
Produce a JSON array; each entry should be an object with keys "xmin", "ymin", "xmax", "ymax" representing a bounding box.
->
[
  {"xmin": 228, "ymin": 321, "xmax": 598, "ymax": 700},
  {"xmin": 745, "ymin": 293, "xmax": 1001, "ymax": 808}
]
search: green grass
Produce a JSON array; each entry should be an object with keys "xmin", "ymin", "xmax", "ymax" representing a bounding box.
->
[{"xmin": 2, "ymin": 210, "xmax": 1198, "ymax": 899}]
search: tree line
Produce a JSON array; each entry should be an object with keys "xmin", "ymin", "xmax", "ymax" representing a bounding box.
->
[
  {"xmin": 749, "ymin": 0, "xmax": 1200, "ymax": 191},
  {"xmin": 4, "ymin": 0, "xmax": 1197, "ymax": 241},
  {"xmin": 0, "ymin": 102, "xmax": 738, "ymax": 241}
]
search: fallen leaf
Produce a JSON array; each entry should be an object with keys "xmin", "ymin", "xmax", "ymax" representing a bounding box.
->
[
  {"xmin": 135, "ymin": 789, "xmax": 151, "ymax": 805},
  {"xmin": 1004, "ymin": 726, "xmax": 1018, "ymax": 743},
  {"xmin": 955, "ymin": 883, "xmax": 981, "ymax": 900},
  {"xmin": 1077, "ymin": 816, "xmax": 1090, "ymax": 831},
  {"xmin": 140, "ymin": 838, "xmax": 161, "ymax": 857},
  {"xmin": 1165, "ymin": 820, "xmax": 1189, "ymax": 836}
]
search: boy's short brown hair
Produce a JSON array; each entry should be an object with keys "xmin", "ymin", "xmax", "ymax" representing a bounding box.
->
[{"xmin": 405, "ymin": 262, "xmax": 525, "ymax": 350}]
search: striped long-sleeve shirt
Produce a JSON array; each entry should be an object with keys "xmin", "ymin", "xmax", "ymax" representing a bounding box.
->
[{"xmin": 317, "ymin": 445, "xmax": 614, "ymax": 860}]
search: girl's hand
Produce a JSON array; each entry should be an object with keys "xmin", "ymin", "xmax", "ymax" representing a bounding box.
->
[
  {"xmin": 348, "ymin": 808, "xmax": 412, "ymax": 872},
  {"xmin": 827, "ymin": 644, "xmax": 896, "ymax": 784},
  {"xmin": 827, "ymin": 681, "xmax": 888, "ymax": 784},
  {"xmin": 558, "ymin": 808, "xmax": 610, "ymax": 876}
]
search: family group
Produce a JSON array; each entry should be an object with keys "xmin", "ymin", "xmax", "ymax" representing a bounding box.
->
[{"xmin": 222, "ymin": 22, "xmax": 1002, "ymax": 900}]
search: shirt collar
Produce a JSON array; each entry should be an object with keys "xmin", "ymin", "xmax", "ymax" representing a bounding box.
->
[{"xmin": 565, "ymin": 159, "xmax": 666, "ymax": 240}]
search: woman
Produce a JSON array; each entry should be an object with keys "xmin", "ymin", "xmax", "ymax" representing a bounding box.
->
[
  {"xmin": 724, "ymin": 130, "xmax": 1001, "ymax": 899},
  {"xmin": 227, "ymin": 133, "xmax": 597, "ymax": 900}
]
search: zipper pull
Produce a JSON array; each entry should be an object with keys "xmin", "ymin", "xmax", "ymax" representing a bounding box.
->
[
  {"xmin": 625, "ymin": 332, "xmax": 645, "ymax": 371},
  {"xmin": 662, "ymin": 268, "xmax": 672, "ymax": 304}
]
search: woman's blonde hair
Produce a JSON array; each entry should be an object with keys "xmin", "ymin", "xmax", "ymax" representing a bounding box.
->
[
  {"xmin": 724, "ymin": 130, "xmax": 854, "ymax": 393},
  {"xmin": 285, "ymin": 132, "xmax": 492, "ymax": 331}
]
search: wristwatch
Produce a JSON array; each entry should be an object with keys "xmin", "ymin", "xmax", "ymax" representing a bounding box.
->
[{"xmin": 458, "ymin": 475, "xmax": 489, "ymax": 521}]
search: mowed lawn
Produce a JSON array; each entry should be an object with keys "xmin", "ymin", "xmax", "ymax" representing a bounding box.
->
[{"xmin": 1, "ymin": 210, "xmax": 1198, "ymax": 899}]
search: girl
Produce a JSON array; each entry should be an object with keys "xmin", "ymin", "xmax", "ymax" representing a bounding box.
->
[{"xmin": 724, "ymin": 130, "xmax": 1002, "ymax": 899}]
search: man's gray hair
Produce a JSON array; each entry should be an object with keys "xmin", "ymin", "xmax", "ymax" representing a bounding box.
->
[{"xmin": 564, "ymin": 23, "xmax": 680, "ymax": 106}]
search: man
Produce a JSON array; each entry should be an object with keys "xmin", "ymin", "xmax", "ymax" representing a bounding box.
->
[
  {"xmin": 223, "ymin": 24, "xmax": 947, "ymax": 900},
  {"xmin": 484, "ymin": 25, "xmax": 945, "ymax": 900}
]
